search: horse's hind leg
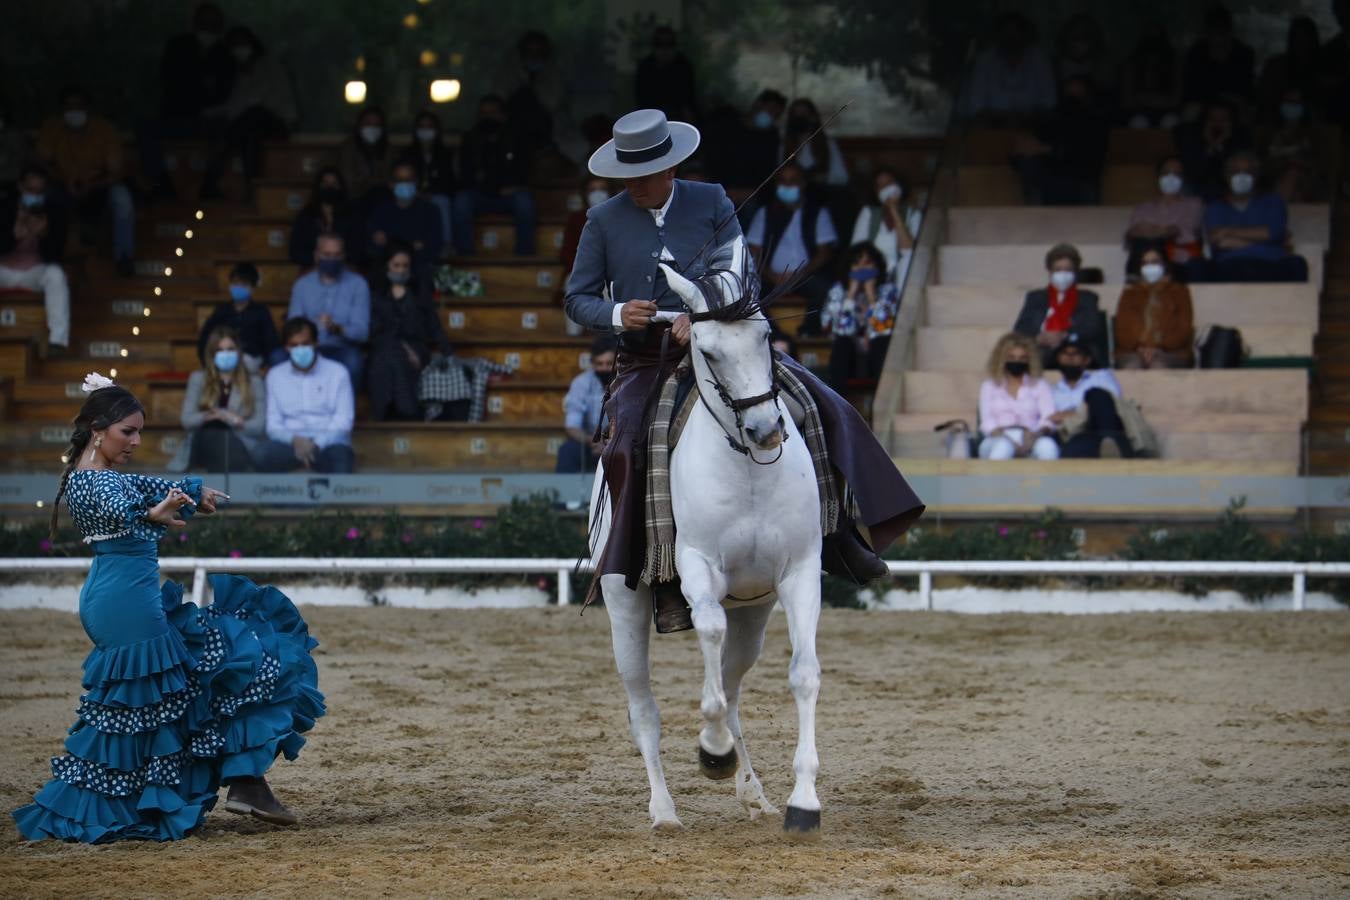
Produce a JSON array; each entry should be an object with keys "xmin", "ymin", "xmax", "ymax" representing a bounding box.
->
[
  {"xmin": 723, "ymin": 603, "xmax": 778, "ymax": 819},
  {"xmin": 604, "ymin": 575, "xmax": 681, "ymax": 830},
  {"xmin": 778, "ymin": 562, "xmax": 823, "ymax": 835},
  {"xmin": 680, "ymin": 554, "xmax": 737, "ymax": 779}
]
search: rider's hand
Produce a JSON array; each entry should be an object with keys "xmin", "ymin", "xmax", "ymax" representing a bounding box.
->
[
  {"xmin": 671, "ymin": 313, "xmax": 691, "ymax": 346},
  {"xmin": 620, "ymin": 300, "xmax": 658, "ymax": 331}
]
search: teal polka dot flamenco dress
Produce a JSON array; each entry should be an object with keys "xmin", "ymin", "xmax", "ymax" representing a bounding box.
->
[{"xmin": 12, "ymin": 471, "xmax": 326, "ymax": 842}]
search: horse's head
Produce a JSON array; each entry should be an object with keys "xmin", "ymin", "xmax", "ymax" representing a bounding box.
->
[{"xmin": 660, "ymin": 249, "xmax": 785, "ymax": 452}]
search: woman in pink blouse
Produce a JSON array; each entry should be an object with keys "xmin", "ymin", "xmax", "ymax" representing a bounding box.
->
[{"xmin": 978, "ymin": 333, "xmax": 1060, "ymax": 460}]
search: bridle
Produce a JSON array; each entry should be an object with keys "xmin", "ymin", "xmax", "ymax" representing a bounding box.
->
[{"xmin": 686, "ymin": 308, "xmax": 786, "ymax": 465}]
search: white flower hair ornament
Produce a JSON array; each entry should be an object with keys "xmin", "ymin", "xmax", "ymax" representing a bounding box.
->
[{"xmin": 82, "ymin": 372, "xmax": 116, "ymax": 393}]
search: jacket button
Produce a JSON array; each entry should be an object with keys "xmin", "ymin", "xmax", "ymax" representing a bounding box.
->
[
  {"xmin": 651, "ymin": 250, "xmax": 659, "ymax": 258},
  {"xmin": 645, "ymin": 275, "xmax": 652, "ymax": 282}
]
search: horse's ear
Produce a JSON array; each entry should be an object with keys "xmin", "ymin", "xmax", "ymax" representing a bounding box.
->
[{"xmin": 659, "ymin": 263, "xmax": 707, "ymax": 314}]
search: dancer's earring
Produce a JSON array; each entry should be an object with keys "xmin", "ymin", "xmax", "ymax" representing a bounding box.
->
[{"xmin": 87, "ymin": 436, "xmax": 103, "ymax": 463}]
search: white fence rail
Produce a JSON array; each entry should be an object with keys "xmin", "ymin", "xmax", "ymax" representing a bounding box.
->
[{"xmin": 5, "ymin": 558, "xmax": 1349, "ymax": 611}]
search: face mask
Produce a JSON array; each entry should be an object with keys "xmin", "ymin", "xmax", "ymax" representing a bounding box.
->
[
  {"xmin": 1050, "ymin": 270, "xmax": 1076, "ymax": 292},
  {"xmin": 214, "ymin": 349, "xmax": 239, "ymax": 372},
  {"xmin": 1279, "ymin": 102, "xmax": 1304, "ymax": 123},
  {"xmin": 231, "ymin": 45, "xmax": 251, "ymax": 63},
  {"xmin": 1004, "ymin": 361, "xmax": 1030, "ymax": 378},
  {"xmin": 851, "ymin": 266, "xmax": 880, "ymax": 282},
  {"xmin": 229, "ymin": 284, "xmax": 252, "ymax": 303},
  {"xmin": 1158, "ymin": 173, "xmax": 1183, "ymax": 195},
  {"xmin": 317, "ymin": 186, "xmax": 344, "ymax": 206},
  {"xmin": 289, "ymin": 344, "xmax": 316, "ymax": 370},
  {"xmin": 393, "ymin": 181, "xmax": 418, "ymax": 201},
  {"xmin": 1229, "ymin": 172, "xmax": 1254, "ymax": 195},
  {"xmin": 776, "ymin": 184, "xmax": 801, "ymax": 205},
  {"xmin": 415, "ymin": 127, "xmax": 437, "ymax": 144},
  {"xmin": 1140, "ymin": 262, "xmax": 1166, "ymax": 284},
  {"xmin": 63, "ymin": 110, "xmax": 88, "ymax": 129},
  {"xmin": 1059, "ymin": 364, "xmax": 1084, "ymax": 381},
  {"xmin": 317, "ymin": 257, "xmax": 344, "ymax": 278},
  {"xmin": 359, "ymin": 125, "xmax": 383, "ymax": 145},
  {"xmin": 20, "ymin": 192, "xmax": 43, "ymax": 208},
  {"xmin": 753, "ymin": 110, "xmax": 774, "ymax": 130},
  {"xmin": 877, "ymin": 183, "xmax": 902, "ymax": 204},
  {"xmin": 586, "ymin": 189, "xmax": 609, "ymax": 208},
  {"xmin": 596, "ymin": 369, "xmax": 615, "ymax": 386},
  {"xmin": 387, "ymin": 270, "xmax": 411, "ymax": 285}
]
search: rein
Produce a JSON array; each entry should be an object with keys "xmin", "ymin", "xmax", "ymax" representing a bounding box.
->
[{"xmin": 686, "ymin": 311, "xmax": 786, "ymax": 465}]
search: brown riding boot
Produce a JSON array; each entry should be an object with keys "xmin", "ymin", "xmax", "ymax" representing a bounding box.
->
[
  {"xmin": 224, "ymin": 775, "xmax": 297, "ymax": 826},
  {"xmin": 821, "ymin": 522, "xmax": 890, "ymax": 585},
  {"xmin": 652, "ymin": 579, "xmax": 693, "ymax": 633}
]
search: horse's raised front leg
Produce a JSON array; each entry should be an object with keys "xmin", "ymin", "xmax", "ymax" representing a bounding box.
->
[
  {"xmin": 604, "ymin": 575, "xmax": 681, "ymax": 831},
  {"xmin": 723, "ymin": 603, "xmax": 778, "ymax": 819},
  {"xmin": 679, "ymin": 552, "xmax": 737, "ymax": 779},
  {"xmin": 777, "ymin": 561, "xmax": 823, "ymax": 834}
]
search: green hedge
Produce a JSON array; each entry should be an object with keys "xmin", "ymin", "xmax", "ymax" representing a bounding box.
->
[{"xmin": 2, "ymin": 496, "xmax": 1346, "ymax": 606}]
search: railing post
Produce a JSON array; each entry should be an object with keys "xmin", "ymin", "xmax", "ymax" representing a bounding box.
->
[
  {"xmin": 1292, "ymin": 572, "xmax": 1306, "ymax": 611},
  {"xmin": 920, "ymin": 570, "xmax": 933, "ymax": 611},
  {"xmin": 556, "ymin": 568, "xmax": 571, "ymax": 607},
  {"xmin": 191, "ymin": 565, "xmax": 208, "ymax": 607}
]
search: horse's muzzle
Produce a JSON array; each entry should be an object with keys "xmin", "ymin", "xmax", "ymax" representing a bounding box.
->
[{"xmin": 749, "ymin": 416, "xmax": 787, "ymax": 451}]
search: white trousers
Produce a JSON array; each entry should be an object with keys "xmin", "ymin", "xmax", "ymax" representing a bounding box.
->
[
  {"xmin": 978, "ymin": 427, "xmax": 1060, "ymax": 461},
  {"xmin": 0, "ymin": 263, "xmax": 70, "ymax": 347}
]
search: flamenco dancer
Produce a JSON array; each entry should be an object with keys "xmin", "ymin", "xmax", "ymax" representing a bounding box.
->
[{"xmin": 12, "ymin": 374, "xmax": 325, "ymax": 842}]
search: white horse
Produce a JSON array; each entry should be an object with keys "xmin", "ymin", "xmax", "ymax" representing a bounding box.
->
[{"xmin": 589, "ymin": 249, "xmax": 825, "ymax": 834}]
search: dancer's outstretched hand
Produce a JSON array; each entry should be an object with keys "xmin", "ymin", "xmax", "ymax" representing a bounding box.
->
[{"xmin": 198, "ymin": 487, "xmax": 230, "ymax": 515}]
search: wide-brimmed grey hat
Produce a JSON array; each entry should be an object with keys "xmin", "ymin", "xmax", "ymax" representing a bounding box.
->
[{"xmin": 588, "ymin": 109, "xmax": 700, "ymax": 179}]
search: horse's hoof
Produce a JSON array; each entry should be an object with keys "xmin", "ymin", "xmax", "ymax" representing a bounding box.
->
[
  {"xmin": 651, "ymin": 816, "xmax": 684, "ymax": 832},
  {"xmin": 698, "ymin": 745, "xmax": 738, "ymax": 780},
  {"xmin": 783, "ymin": 806, "xmax": 821, "ymax": 834}
]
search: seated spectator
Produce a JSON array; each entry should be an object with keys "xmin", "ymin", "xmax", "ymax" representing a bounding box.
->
[
  {"xmin": 367, "ymin": 159, "xmax": 442, "ymax": 271},
  {"xmin": 196, "ymin": 262, "xmax": 280, "ymax": 370},
  {"xmin": 1054, "ymin": 14, "xmax": 1113, "ymax": 97},
  {"xmin": 405, "ymin": 110, "xmax": 457, "ymax": 253},
  {"xmin": 0, "ymin": 165, "xmax": 69, "ymax": 356},
  {"xmin": 978, "ymin": 332, "xmax": 1060, "ymax": 460},
  {"xmin": 561, "ymin": 174, "xmax": 611, "ymax": 296},
  {"xmin": 1049, "ymin": 334, "xmax": 1130, "ymax": 458},
  {"xmin": 289, "ymin": 167, "xmax": 365, "ymax": 269},
  {"xmin": 137, "ymin": 2, "xmax": 233, "ymax": 198},
  {"xmin": 1119, "ymin": 23, "xmax": 1182, "ymax": 128},
  {"xmin": 0, "ymin": 99, "xmax": 30, "ymax": 189},
  {"xmin": 1257, "ymin": 16, "xmax": 1322, "ymax": 124},
  {"xmin": 1115, "ymin": 245, "xmax": 1194, "ymax": 368},
  {"xmin": 453, "ymin": 95, "xmax": 537, "ymax": 258},
  {"xmin": 173, "ymin": 326, "xmax": 266, "ymax": 472},
  {"xmin": 850, "ymin": 168, "xmax": 921, "ymax": 286},
  {"xmin": 199, "ymin": 26, "xmax": 296, "ymax": 199},
  {"xmin": 1262, "ymin": 89, "xmax": 1324, "ymax": 202},
  {"xmin": 368, "ymin": 244, "xmax": 453, "ymax": 421},
  {"xmin": 1190, "ymin": 151, "xmax": 1308, "ymax": 283},
  {"xmin": 337, "ymin": 105, "xmax": 393, "ymax": 212},
  {"xmin": 287, "ymin": 232, "xmax": 371, "ymax": 385},
  {"xmin": 1013, "ymin": 243, "xmax": 1108, "ymax": 369},
  {"xmin": 634, "ymin": 26, "xmax": 698, "ymax": 122},
  {"xmin": 1181, "ymin": 4, "xmax": 1256, "ymax": 115},
  {"xmin": 1174, "ymin": 100, "xmax": 1253, "ymax": 201},
  {"xmin": 746, "ymin": 160, "xmax": 838, "ymax": 336},
  {"xmin": 1125, "ymin": 155, "xmax": 1205, "ymax": 265},
  {"xmin": 966, "ymin": 13, "xmax": 1057, "ymax": 124},
  {"xmin": 557, "ymin": 335, "xmax": 616, "ymax": 474},
  {"xmin": 741, "ymin": 89, "xmax": 787, "ymax": 188},
  {"xmin": 782, "ymin": 98, "xmax": 849, "ymax": 188},
  {"xmin": 821, "ymin": 242, "xmax": 897, "ymax": 391},
  {"xmin": 1009, "ymin": 73, "xmax": 1110, "ymax": 205},
  {"xmin": 36, "ymin": 85, "xmax": 135, "ymax": 275},
  {"xmin": 256, "ymin": 317, "xmax": 355, "ymax": 474}
]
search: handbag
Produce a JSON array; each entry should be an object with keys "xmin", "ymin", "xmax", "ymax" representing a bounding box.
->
[{"xmin": 1196, "ymin": 326, "xmax": 1245, "ymax": 369}]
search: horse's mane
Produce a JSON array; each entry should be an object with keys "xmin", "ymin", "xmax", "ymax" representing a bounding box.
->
[{"xmin": 688, "ymin": 252, "xmax": 808, "ymax": 324}]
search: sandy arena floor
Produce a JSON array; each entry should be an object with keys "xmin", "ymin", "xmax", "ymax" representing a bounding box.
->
[{"xmin": 1, "ymin": 606, "xmax": 1347, "ymax": 899}]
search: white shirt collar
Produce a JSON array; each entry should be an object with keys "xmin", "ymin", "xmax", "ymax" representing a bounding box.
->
[{"xmin": 648, "ymin": 181, "xmax": 676, "ymax": 228}]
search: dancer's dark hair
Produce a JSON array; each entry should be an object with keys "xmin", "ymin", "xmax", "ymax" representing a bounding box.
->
[{"xmin": 51, "ymin": 386, "xmax": 144, "ymax": 538}]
